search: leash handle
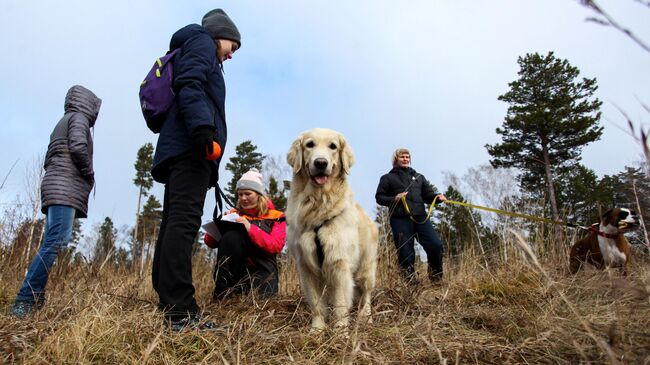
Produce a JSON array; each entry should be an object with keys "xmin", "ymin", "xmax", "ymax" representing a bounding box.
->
[{"xmin": 401, "ymin": 195, "xmax": 438, "ymax": 224}]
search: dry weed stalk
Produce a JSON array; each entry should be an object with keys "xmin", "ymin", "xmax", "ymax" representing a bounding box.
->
[
  {"xmin": 578, "ymin": 0, "xmax": 650, "ymax": 53},
  {"xmin": 510, "ymin": 230, "xmax": 620, "ymax": 364}
]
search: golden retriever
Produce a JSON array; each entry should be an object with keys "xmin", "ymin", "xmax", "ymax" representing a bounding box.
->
[{"xmin": 286, "ymin": 128, "xmax": 378, "ymax": 331}]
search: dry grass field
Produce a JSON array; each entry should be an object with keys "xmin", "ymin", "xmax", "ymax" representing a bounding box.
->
[{"xmin": 1, "ymin": 231, "xmax": 649, "ymax": 364}]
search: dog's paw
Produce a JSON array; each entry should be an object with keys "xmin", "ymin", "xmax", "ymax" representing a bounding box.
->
[
  {"xmin": 357, "ymin": 306, "xmax": 372, "ymax": 324},
  {"xmin": 333, "ymin": 317, "xmax": 350, "ymax": 331},
  {"xmin": 359, "ymin": 315, "xmax": 373, "ymax": 325},
  {"xmin": 310, "ymin": 317, "xmax": 327, "ymax": 333}
]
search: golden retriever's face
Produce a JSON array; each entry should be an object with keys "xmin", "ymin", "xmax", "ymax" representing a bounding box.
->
[{"xmin": 287, "ymin": 128, "xmax": 354, "ymax": 186}]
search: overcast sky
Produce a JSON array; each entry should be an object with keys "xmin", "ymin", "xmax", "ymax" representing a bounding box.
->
[{"xmin": 1, "ymin": 0, "xmax": 648, "ymax": 240}]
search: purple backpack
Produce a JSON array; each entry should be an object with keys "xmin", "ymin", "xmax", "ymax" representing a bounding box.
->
[{"xmin": 139, "ymin": 48, "xmax": 180, "ymax": 133}]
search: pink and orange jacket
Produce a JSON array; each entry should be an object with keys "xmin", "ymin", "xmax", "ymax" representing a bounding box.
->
[
  {"xmin": 205, "ymin": 203, "xmax": 286, "ymax": 255},
  {"xmin": 234, "ymin": 206, "xmax": 286, "ymax": 255}
]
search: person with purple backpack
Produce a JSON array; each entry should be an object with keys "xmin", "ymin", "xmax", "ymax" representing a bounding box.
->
[{"xmin": 150, "ymin": 8, "xmax": 240, "ymax": 332}]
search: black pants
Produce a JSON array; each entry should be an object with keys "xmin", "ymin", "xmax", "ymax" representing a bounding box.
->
[
  {"xmin": 213, "ymin": 230, "xmax": 279, "ymax": 299},
  {"xmin": 152, "ymin": 152, "xmax": 211, "ymax": 321},
  {"xmin": 390, "ymin": 216, "xmax": 444, "ymax": 282}
]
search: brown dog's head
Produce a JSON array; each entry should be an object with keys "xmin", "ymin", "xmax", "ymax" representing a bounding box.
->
[
  {"xmin": 286, "ymin": 128, "xmax": 354, "ymax": 187},
  {"xmin": 601, "ymin": 208, "xmax": 639, "ymax": 232}
]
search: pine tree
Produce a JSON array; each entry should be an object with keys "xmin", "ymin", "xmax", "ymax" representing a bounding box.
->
[
  {"xmin": 70, "ymin": 219, "xmax": 83, "ymax": 247},
  {"xmin": 611, "ymin": 165, "xmax": 650, "ymax": 245},
  {"xmin": 225, "ymin": 140, "xmax": 264, "ymax": 203},
  {"xmin": 61, "ymin": 219, "xmax": 83, "ymax": 263},
  {"xmin": 262, "ymin": 154, "xmax": 292, "ymax": 211},
  {"xmin": 267, "ymin": 176, "xmax": 287, "ymax": 211},
  {"xmin": 132, "ymin": 195, "xmax": 162, "ymax": 269},
  {"xmin": 94, "ymin": 217, "xmax": 117, "ymax": 264},
  {"xmin": 486, "ymin": 51, "xmax": 603, "ymax": 221},
  {"xmin": 132, "ymin": 143, "xmax": 154, "ymax": 264},
  {"xmin": 435, "ymin": 186, "xmax": 485, "ymax": 258},
  {"xmin": 8, "ymin": 218, "xmax": 44, "ymax": 264},
  {"xmin": 554, "ymin": 164, "xmax": 612, "ymax": 224}
]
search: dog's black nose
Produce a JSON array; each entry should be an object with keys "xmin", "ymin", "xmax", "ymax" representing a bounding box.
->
[{"xmin": 314, "ymin": 158, "xmax": 328, "ymax": 170}]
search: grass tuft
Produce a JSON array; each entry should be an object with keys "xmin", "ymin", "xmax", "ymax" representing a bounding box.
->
[{"xmin": 1, "ymin": 230, "xmax": 649, "ymax": 364}]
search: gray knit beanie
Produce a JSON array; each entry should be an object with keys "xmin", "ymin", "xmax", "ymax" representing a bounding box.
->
[
  {"xmin": 236, "ymin": 168, "xmax": 265, "ymax": 195},
  {"xmin": 201, "ymin": 8, "xmax": 241, "ymax": 48}
]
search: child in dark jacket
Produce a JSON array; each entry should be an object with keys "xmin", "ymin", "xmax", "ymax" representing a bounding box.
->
[{"xmin": 150, "ymin": 8, "xmax": 241, "ymax": 332}]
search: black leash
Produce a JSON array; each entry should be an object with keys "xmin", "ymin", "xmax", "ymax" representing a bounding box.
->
[{"xmin": 314, "ymin": 225, "xmax": 325, "ymax": 267}]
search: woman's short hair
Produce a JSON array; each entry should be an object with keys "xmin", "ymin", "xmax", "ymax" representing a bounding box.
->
[{"xmin": 392, "ymin": 148, "xmax": 411, "ymax": 167}]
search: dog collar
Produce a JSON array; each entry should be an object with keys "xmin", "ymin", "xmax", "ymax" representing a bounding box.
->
[{"xmin": 588, "ymin": 224, "xmax": 618, "ymax": 239}]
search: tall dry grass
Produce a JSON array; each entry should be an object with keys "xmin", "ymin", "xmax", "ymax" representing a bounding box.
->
[{"xmin": 1, "ymin": 222, "xmax": 649, "ymax": 364}]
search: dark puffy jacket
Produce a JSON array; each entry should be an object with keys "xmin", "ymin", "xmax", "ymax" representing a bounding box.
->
[
  {"xmin": 152, "ymin": 24, "xmax": 227, "ymax": 187},
  {"xmin": 41, "ymin": 85, "xmax": 102, "ymax": 218},
  {"xmin": 375, "ymin": 167, "xmax": 439, "ymax": 218}
]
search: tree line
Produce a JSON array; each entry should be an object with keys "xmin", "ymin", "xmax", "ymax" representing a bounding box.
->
[{"xmin": 1, "ymin": 51, "xmax": 648, "ymax": 267}]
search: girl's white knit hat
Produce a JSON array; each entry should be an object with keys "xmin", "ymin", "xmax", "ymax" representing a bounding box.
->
[{"xmin": 236, "ymin": 168, "xmax": 265, "ymax": 195}]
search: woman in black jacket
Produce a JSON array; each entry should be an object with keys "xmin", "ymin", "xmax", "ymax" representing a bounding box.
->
[{"xmin": 375, "ymin": 148, "xmax": 447, "ymax": 285}]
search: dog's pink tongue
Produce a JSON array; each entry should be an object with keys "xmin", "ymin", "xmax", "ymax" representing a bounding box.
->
[{"xmin": 314, "ymin": 175, "xmax": 328, "ymax": 185}]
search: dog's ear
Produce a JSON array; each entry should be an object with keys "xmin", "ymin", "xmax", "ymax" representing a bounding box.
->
[
  {"xmin": 339, "ymin": 135, "xmax": 355, "ymax": 176},
  {"xmin": 287, "ymin": 136, "xmax": 303, "ymax": 173}
]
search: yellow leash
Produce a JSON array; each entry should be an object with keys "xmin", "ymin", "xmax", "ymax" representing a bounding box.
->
[
  {"xmin": 443, "ymin": 199, "xmax": 582, "ymax": 228},
  {"xmin": 401, "ymin": 196, "xmax": 580, "ymax": 228},
  {"xmin": 401, "ymin": 196, "xmax": 438, "ymax": 224}
]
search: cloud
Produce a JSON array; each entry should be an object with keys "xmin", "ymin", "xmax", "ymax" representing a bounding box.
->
[{"xmin": 0, "ymin": 0, "xmax": 648, "ymax": 237}]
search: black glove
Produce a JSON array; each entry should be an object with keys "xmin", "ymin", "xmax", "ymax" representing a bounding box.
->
[{"xmin": 191, "ymin": 126, "xmax": 216, "ymax": 159}]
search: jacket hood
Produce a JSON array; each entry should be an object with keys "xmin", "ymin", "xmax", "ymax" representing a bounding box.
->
[
  {"xmin": 64, "ymin": 85, "xmax": 102, "ymax": 127},
  {"xmin": 169, "ymin": 24, "xmax": 211, "ymax": 51}
]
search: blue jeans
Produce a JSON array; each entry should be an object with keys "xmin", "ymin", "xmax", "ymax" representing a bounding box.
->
[
  {"xmin": 390, "ymin": 216, "xmax": 444, "ymax": 282},
  {"xmin": 15, "ymin": 205, "xmax": 75, "ymax": 304}
]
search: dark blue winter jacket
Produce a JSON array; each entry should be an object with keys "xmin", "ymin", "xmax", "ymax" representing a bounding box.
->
[{"xmin": 152, "ymin": 24, "xmax": 227, "ymax": 187}]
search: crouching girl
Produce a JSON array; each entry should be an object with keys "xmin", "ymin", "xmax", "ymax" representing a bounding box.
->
[{"xmin": 205, "ymin": 168, "xmax": 286, "ymax": 299}]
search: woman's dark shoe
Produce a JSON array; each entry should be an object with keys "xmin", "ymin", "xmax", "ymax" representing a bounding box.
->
[{"xmin": 9, "ymin": 300, "xmax": 39, "ymax": 318}]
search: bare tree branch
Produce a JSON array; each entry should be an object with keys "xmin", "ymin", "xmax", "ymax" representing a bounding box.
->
[{"xmin": 0, "ymin": 159, "xmax": 19, "ymax": 191}]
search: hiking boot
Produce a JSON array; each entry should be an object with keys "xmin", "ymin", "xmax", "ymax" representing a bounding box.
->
[
  {"xmin": 404, "ymin": 274, "xmax": 421, "ymax": 288},
  {"xmin": 10, "ymin": 300, "xmax": 37, "ymax": 318},
  {"xmin": 169, "ymin": 314, "xmax": 219, "ymax": 332},
  {"xmin": 428, "ymin": 267, "xmax": 443, "ymax": 285}
]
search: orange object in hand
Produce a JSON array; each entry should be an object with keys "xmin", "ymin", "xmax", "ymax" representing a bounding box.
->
[
  {"xmin": 206, "ymin": 141, "xmax": 221, "ymax": 161},
  {"xmin": 204, "ymin": 232, "xmax": 218, "ymax": 248}
]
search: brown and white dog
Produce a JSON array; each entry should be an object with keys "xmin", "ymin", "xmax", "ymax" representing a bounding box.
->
[{"xmin": 569, "ymin": 208, "xmax": 639, "ymax": 276}]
